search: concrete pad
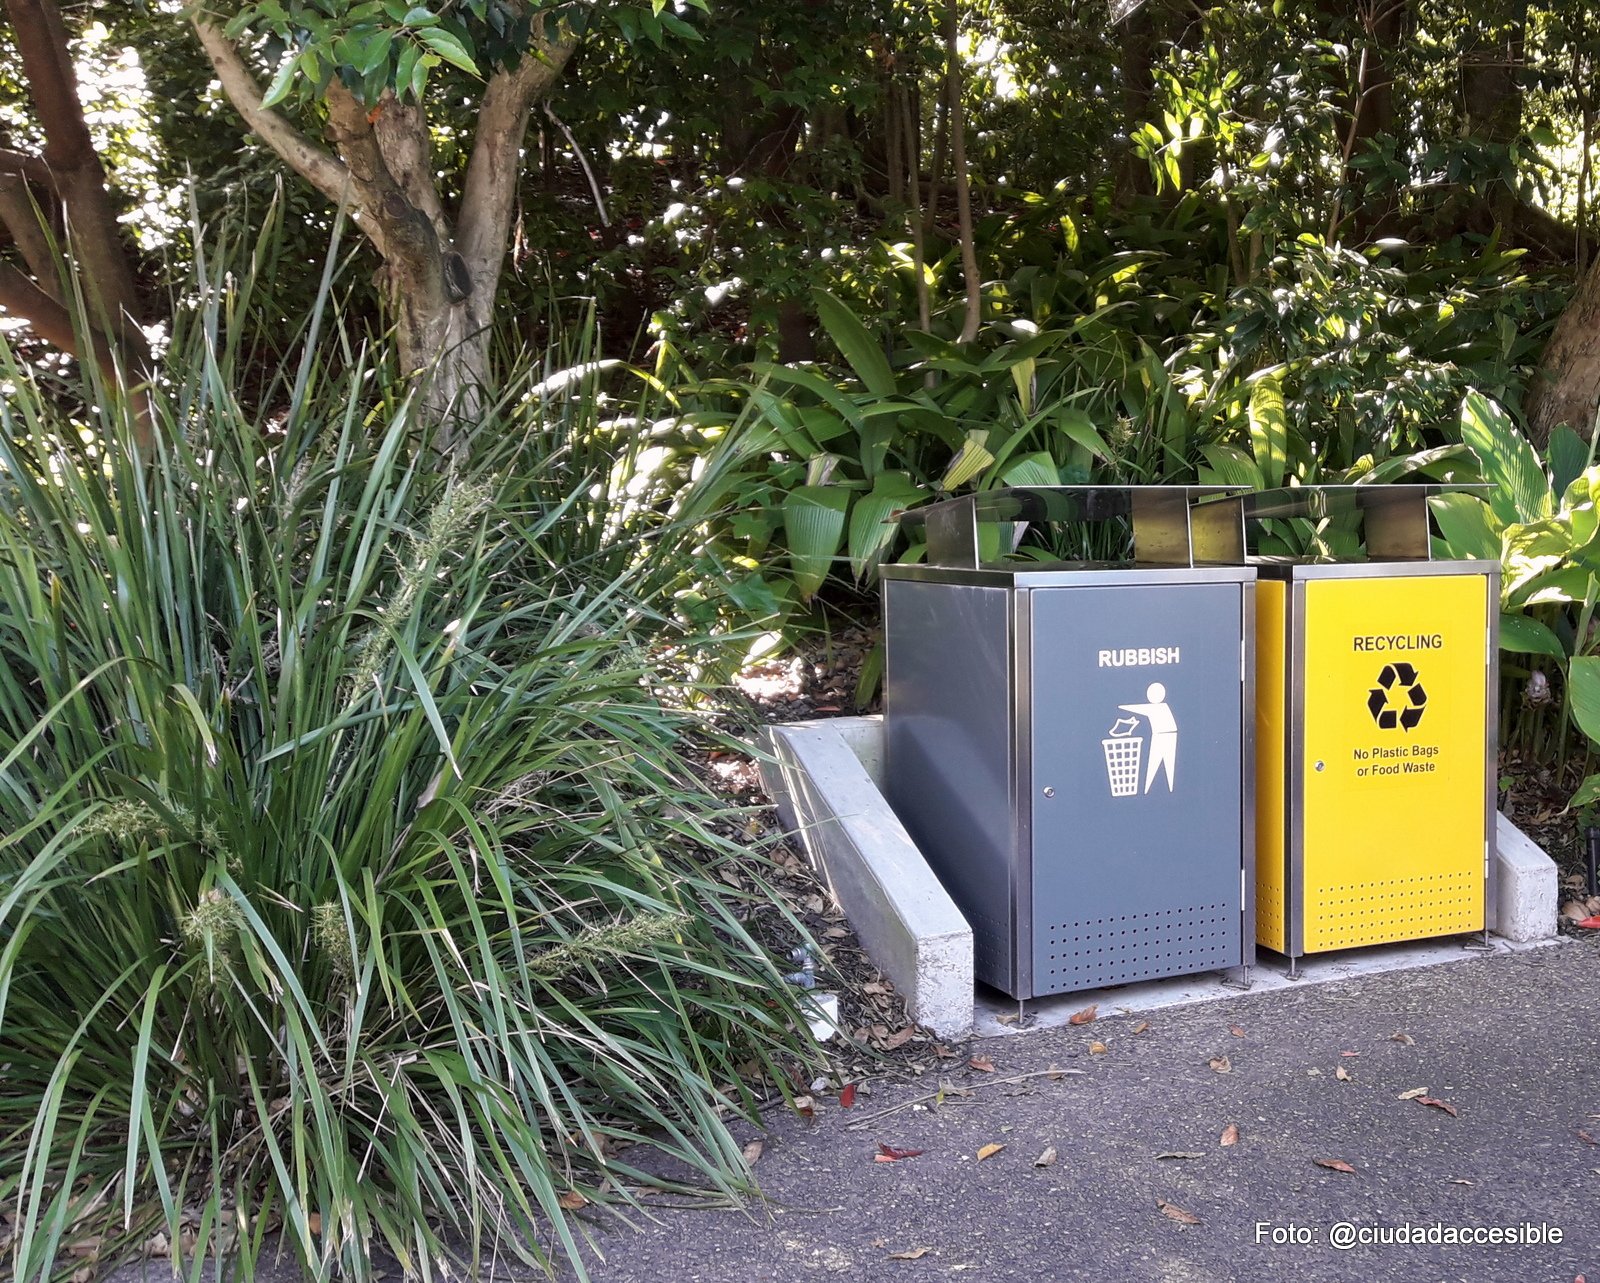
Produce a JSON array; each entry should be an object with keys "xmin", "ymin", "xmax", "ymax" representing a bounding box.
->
[
  {"xmin": 760, "ymin": 720, "xmax": 973, "ymax": 1039},
  {"xmin": 1489, "ymin": 811, "xmax": 1560, "ymax": 942},
  {"xmin": 762, "ymin": 716, "xmax": 1562, "ymax": 1044}
]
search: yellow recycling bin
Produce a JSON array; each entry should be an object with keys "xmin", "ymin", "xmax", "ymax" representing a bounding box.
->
[{"xmin": 1217, "ymin": 486, "xmax": 1498, "ymax": 965}]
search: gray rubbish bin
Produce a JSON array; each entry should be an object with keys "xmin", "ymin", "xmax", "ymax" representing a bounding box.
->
[{"xmin": 882, "ymin": 486, "xmax": 1256, "ymax": 1000}]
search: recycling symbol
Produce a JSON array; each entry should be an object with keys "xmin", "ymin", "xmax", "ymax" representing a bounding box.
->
[{"xmin": 1367, "ymin": 662, "xmax": 1426, "ymax": 731}]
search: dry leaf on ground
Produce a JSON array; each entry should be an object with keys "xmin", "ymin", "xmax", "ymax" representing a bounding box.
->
[
  {"xmin": 1314, "ymin": 1158, "xmax": 1356, "ymax": 1174},
  {"xmin": 1577, "ymin": 1129, "xmax": 1597, "ymax": 1146},
  {"xmin": 1089, "ymin": 1040, "xmax": 1110, "ymax": 1054},
  {"xmin": 882, "ymin": 1027, "xmax": 916, "ymax": 1051},
  {"xmin": 1034, "ymin": 1146, "xmax": 1058, "ymax": 1167},
  {"xmin": 1133, "ymin": 1020, "xmax": 1151, "ymax": 1034},
  {"xmin": 1069, "ymin": 1003, "xmax": 1098, "ymax": 1025},
  {"xmin": 1220, "ymin": 1124, "xmax": 1239, "ymax": 1147},
  {"xmin": 1390, "ymin": 1031, "xmax": 1415, "ymax": 1046},
  {"xmin": 877, "ymin": 1143, "xmax": 926, "ymax": 1161},
  {"xmin": 742, "ymin": 1140, "xmax": 765, "ymax": 1164},
  {"xmin": 557, "ymin": 1191, "xmax": 589, "ymax": 1210},
  {"xmin": 1397, "ymin": 1087, "xmax": 1429, "ymax": 1100},
  {"xmin": 1158, "ymin": 1201, "xmax": 1201, "ymax": 1226},
  {"xmin": 977, "ymin": 1142, "xmax": 1006, "ymax": 1161},
  {"xmin": 839, "ymin": 1083, "xmax": 857, "ymax": 1109},
  {"xmin": 1335, "ymin": 1065, "xmax": 1351, "ymax": 1081},
  {"xmin": 1417, "ymin": 1096, "xmax": 1458, "ymax": 1117},
  {"xmin": 1229, "ymin": 1025, "xmax": 1246, "ymax": 1038},
  {"xmin": 1156, "ymin": 1151, "xmax": 1203, "ymax": 1160},
  {"xmin": 792, "ymin": 1095, "xmax": 815, "ymax": 1117},
  {"xmin": 888, "ymin": 1247, "xmax": 931, "ymax": 1260},
  {"xmin": 1208, "ymin": 1056, "xmax": 1232, "ymax": 1074},
  {"xmin": 968, "ymin": 1054, "xmax": 996, "ymax": 1073}
]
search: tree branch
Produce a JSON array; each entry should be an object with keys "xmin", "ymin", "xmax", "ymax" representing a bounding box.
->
[
  {"xmin": 186, "ymin": 11, "xmax": 355, "ymax": 213},
  {"xmin": 456, "ymin": 15, "xmax": 579, "ymax": 292},
  {"xmin": 0, "ymin": 175, "xmax": 64, "ymax": 303},
  {"xmin": 323, "ymin": 80, "xmax": 439, "ymax": 273},
  {"xmin": 0, "ymin": 147, "xmax": 54, "ymax": 188},
  {"xmin": 0, "ymin": 260, "xmax": 118, "ymax": 372}
]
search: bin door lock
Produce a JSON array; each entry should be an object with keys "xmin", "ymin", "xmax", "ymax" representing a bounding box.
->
[
  {"xmin": 1042, "ymin": 787, "xmax": 1056, "ymax": 798},
  {"xmin": 1314, "ymin": 760, "xmax": 1325, "ymax": 772}
]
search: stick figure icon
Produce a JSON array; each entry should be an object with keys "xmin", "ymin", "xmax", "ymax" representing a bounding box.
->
[{"xmin": 1118, "ymin": 682, "xmax": 1177, "ymax": 793}]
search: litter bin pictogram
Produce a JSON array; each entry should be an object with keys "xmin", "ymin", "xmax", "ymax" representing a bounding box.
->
[{"xmin": 1102, "ymin": 719, "xmax": 1143, "ymax": 796}]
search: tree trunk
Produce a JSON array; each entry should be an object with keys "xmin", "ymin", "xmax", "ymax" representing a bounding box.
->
[
  {"xmin": 1461, "ymin": 0, "xmax": 1527, "ymax": 224},
  {"xmin": 1112, "ymin": 0, "xmax": 1162, "ymax": 204},
  {"xmin": 192, "ymin": 7, "xmax": 577, "ymax": 437},
  {"xmin": 1529, "ymin": 258, "xmax": 1600, "ymax": 442}
]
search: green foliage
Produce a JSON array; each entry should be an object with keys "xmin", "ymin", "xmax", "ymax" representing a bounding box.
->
[{"xmin": 0, "ymin": 227, "xmax": 819, "ymax": 1283}]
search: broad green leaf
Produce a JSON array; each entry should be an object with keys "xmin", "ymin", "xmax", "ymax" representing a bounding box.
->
[
  {"xmin": 418, "ymin": 27, "xmax": 479, "ymax": 75},
  {"xmin": 812, "ymin": 289, "xmax": 896, "ymax": 398},
  {"xmin": 1246, "ymin": 370, "xmax": 1288, "ymax": 490},
  {"xmin": 940, "ymin": 430, "xmax": 994, "ymax": 491},
  {"xmin": 1428, "ymin": 493, "xmax": 1500, "ymax": 562},
  {"xmin": 1459, "ymin": 390, "xmax": 1551, "ymax": 526},
  {"xmin": 1516, "ymin": 566, "xmax": 1598, "ymax": 608},
  {"xmin": 997, "ymin": 451, "xmax": 1059, "ymax": 489},
  {"xmin": 260, "ymin": 52, "xmax": 302, "ymax": 109},
  {"xmin": 1199, "ymin": 444, "xmax": 1262, "ymax": 491},
  {"xmin": 847, "ymin": 472, "xmax": 921, "ymax": 578},
  {"xmin": 782, "ymin": 485, "xmax": 850, "ymax": 601},
  {"xmin": 1548, "ymin": 424, "xmax": 1592, "ymax": 500},
  {"xmin": 1052, "ymin": 407, "xmax": 1110, "ymax": 460},
  {"xmin": 1568, "ymin": 656, "xmax": 1600, "ymax": 745},
  {"xmin": 1568, "ymin": 773, "xmax": 1600, "ymax": 808},
  {"xmin": 1008, "ymin": 357, "xmax": 1037, "ymax": 416},
  {"xmin": 1497, "ymin": 613, "xmax": 1565, "ymax": 658}
]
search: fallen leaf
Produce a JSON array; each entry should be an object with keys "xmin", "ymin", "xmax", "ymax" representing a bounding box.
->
[
  {"xmin": 882, "ymin": 1027, "xmax": 916, "ymax": 1051},
  {"xmin": 933, "ymin": 1044, "xmax": 956, "ymax": 1059},
  {"xmin": 307, "ymin": 1214, "xmax": 322, "ymax": 1234},
  {"xmin": 1132, "ymin": 1020, "xmax": 1151, "ymax": 1034},
  {"xmin": 1448, "ymin": 1179, "xmax": 1475, "ymax": 1186},
  {"xmin": 1089, "ymin": 1040, "xmax": 1109, "ymax": 1055},
  {"xmin": 840, "ymin": 1083, "xmax": 857, "ymax": 1109},
  {"xmin": 1577, "ymin": 1129, "xmax": 1598, "ymax": 1146},
  {"xmin": 1397, "ymin": 1087, "xmax": 1429, "ymax": 1100},
  {"xmin": 1045, "ymin": 1063, "xmax": 1069, "ymax": 1080},
  {"xmin": 877, "ymin": 1144, "xmax": 925, "ymax": 1161},
  {"xmin": 792, "ymin": 1095, "xmax": 815, "ymax": 1117},
  {"xmin": 1229, "ymin": 1025, "xmax": 1246, "ymax": 1038},
  {"xmin": 1335, "ymin": 1065, "xmax": 1351, "ymax": 1082},
  {"xmin": 1417, "ymin": 1096, "xmax": 1458, "ymax": 1118},
  {"xmin": 142, "ymin": 1232, "xmax": 170, "ymax": 1259},
  {"xmin": 824, "ymin": 926, "xmax": 850, "ymax": 939},
  {"xmin": 1340, "ymin": 1051, "xmax": 1362, "ymax": 1058},
  {"xmin": 1314, "ymin": 1158, "xmax": 1356, "ymax": 1174},
  {"xmin": 1068, "ymin": 1003, "xmax": 1098, "ymax": 1025},
  {"xmin": 1156, "ymin": 1151, "xmax": 1204, "ymax": 1160},
  {"xmin": 977, "ymin": 1142, "xmax": 1006, "ymax": 1161},
  {"xmin": 742, "ymin": 1140, "xmax": 765, "ymax": 1164},
  {"xmin": 888, "ymin": 1247, "xmax": 931, "ymax": 1260},
  {"xmin": 1208, "ymin": 1056, "xmax": 1232, "ymax": 1074},
  {"xmin": 996, "ymin": 1012, "xmax": 1021, "ymax": 1025},
  {"xmin": 557, "ymin": 1191, "xmax": 589, "ymax": 1210},
  {"xmin": 1390, "ymin": 1031, "xmax": 1415, "ymax": 1046},
  {"xmin": 968, "ymin": 1055, "xmax": 996, "ymax": 1073},
  {"xmin": 1158, "ymin": 1201, "xmax": 1201, "ymax": 1226},
  {"xmin": 1034, "ymin": 1146, "xmax": 1058, "ymax": 1167},
  {"xmin": 1575, "ymin": 916, "xmax": 1600, "ymax": 929},
  {"xmin": 1220, "ymin": 1124, "xmax": 1239, "ymax": 1147}
]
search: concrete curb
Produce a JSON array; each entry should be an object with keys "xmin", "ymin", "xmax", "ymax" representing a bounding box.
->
[
  {"xmin": 760, "ymin": 716, "xmax": 1561, "ymax": 1040},
  {"xmin": 759, "ymin": 719, "xmax": 973, "ymax": 1039},
  {"xmin": 1490, "ymin": 810, "xmax": 1560, "ymax": 942}
]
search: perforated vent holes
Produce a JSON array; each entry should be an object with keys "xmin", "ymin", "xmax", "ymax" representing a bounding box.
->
[
  {"xmin": 1306, "ymin": 870, "xmax": 1482, "ymax": 950},
  {"xmin": 1039, "ymin": 903, "xmax": 1236, "ymax": 994}
]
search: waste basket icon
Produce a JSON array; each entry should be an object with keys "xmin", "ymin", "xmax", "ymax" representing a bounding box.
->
[{"xmin": 1102, "ymin": 720, "xmax": 1143, "ymax": 797}]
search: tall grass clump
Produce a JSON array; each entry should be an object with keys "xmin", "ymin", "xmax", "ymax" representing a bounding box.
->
[{"xmin": 0, "ymin": 215, "xmax": 820, "ymax": 1282}]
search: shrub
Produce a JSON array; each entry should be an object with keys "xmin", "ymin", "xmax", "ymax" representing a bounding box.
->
[{"xmin": 0, "ymin": 227, "xmax": 819, "ymax": 1282}]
